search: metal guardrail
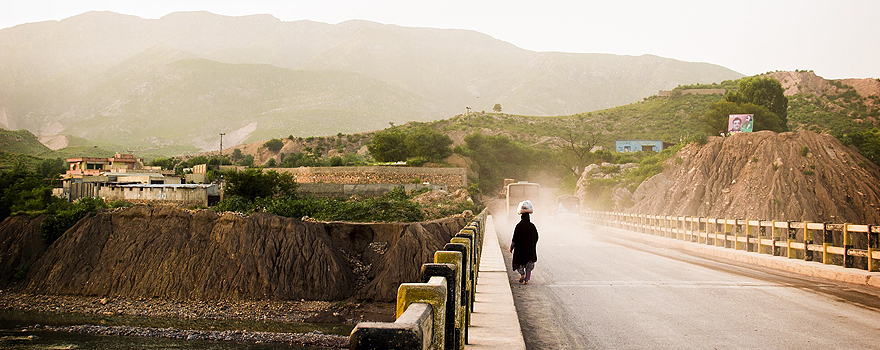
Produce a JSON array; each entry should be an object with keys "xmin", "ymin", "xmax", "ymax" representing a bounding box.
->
[
  {"xmin": 350, "ymin": 208, "xmax": 488, "ymax": 350},
  {"xmin": 586, "ymin": 211, "xmax": 880, "ymax": 271}
]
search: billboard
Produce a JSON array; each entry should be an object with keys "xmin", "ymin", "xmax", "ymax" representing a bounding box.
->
[{"xmin": 728, "ymin": 114, "xmax": 754, "ymax": 133}]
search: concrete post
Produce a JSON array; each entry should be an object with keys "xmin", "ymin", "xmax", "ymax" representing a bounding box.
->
[
  {"xmin": 450, "ymin": 237, "xmax": 474, "ymax": 314},
  {"xmin": 397, "ymin": 276, "xmax": 448, "ymax": 350},
  {"xmin": 442, "ymin": 242, "xmax": 470, "ymax": 345},
  {"xmin": 420, "ymin": 263, "xmax": 458, "ymax": 350},
  {"xmin": 433, "ymin": 251, "xmax": 464, "ymax": 350},
  {"xmin": 350, "ymin": 303, "xmax": 433, "ymax": 350}
]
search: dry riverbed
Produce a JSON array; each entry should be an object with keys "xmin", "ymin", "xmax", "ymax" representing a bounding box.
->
[{"xmin": 0, "ymin": 290, "xmax": 395, "ymax": 348}]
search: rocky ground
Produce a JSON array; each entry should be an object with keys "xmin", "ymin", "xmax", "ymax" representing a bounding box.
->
[
  {"xmin": 0, "ymin": 291, "xmax": 394, "ymax": 348},
  {"xmin": 31, "ymin": 324, "xmax": 350, "ymax": 348}
]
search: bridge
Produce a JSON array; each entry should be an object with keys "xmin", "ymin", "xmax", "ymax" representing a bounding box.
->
[{"xmin": 351, "ymin": 210, "xmax": 880, "ymax": 349}]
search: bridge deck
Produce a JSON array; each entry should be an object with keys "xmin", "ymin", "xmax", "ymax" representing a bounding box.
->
[{"xmin": 466, "ymin": 215, "xmax": 526, "ymax": 350}]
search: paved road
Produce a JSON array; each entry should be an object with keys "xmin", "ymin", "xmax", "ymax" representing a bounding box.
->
[{"xmin": 495, "ymin": 215, "xmax": 880, "ymax": 349}]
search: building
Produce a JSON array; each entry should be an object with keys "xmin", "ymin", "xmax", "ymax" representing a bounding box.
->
[
  {"xmin": 98, "ymin": 184, "xmax": 220, "ymax": 207},
  {"xmin": 60, "ymin": 153, "xmax": 181, "ymax": 202},
  {"xmin": 615, "ymin": 140, "xmax": 675, "ymax": 153},
  {"xmin": 65, "ymin": 153, "xmax": 165, "ymax": 177}
]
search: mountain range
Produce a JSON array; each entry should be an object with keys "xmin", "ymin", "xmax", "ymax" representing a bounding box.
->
[{"xmin": 0, "ymin": 11, "xmax": 743, "ymax": 154}]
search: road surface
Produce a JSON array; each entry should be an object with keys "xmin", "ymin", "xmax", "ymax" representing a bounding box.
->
[{"xmin": 495, "ymin": 214, "xmax": 880, "ymax": 349}]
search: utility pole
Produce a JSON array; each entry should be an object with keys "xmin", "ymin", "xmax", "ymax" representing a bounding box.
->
[{"xmin": 219, "ymin": 133, "xmax": 225, "ymax": 170}]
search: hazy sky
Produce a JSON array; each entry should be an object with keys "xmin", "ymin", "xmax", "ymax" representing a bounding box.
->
[{"xmin": 2, "ymin": 0, "xmax": 878, "ymax": 79}]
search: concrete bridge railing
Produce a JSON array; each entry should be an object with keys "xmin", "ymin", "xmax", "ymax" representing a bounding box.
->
[
  {"xmin": 586, "ymin": 211, "xmax": 880, "ymax": 272},
  {"xmin": 349, "ymin": 208, "xmax": 487, "ymax": 350}
]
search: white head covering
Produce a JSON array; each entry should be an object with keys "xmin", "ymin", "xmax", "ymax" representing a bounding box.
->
[{"xmin": 517, "ymin": 200, "xmax": 534, "ymax": 214}]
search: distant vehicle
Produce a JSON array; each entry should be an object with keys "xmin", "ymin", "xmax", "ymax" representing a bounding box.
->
[
  {"xmin": 555, "ymin": 195, "xmax": 580, "ymax": 216},
  {"xmin": 499, "ymin": 178, "xmax": 516, "ymax": 197},
  {"xmin": 506, "ymin": 181, "xmax": 540, "ymax": 216}
]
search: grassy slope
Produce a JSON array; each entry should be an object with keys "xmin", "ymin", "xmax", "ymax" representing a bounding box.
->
[
  {"xmin": 431, "ymin": 75, "xmax": 877, "ymax": 151},
  {"xmin": 433, "ymin": 91, "xmax": 728, "ymax": 150},
  {"xmin": 0, "ymin": 128, "xmax": 51, "ymax": 155},
  {"xmin": 788, "ymin": 86, "xmax": 880, "ymax": 136}
]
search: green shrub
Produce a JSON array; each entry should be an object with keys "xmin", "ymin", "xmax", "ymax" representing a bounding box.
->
[
  {"xmin": 223, "ymin": 169, "xmax": 297, "ymax": 201},
  {"xmin": 13, "ymin": 261, "xmax": 30, "ymax": 280},
  {"xmin": 799, "ymin": 146, "xmax": 810, "ymax": 157},
  {"xmin": 214, "ymin": 186, "xmax": 433, "ymax": 223},
  {"xmin": 41, "ymin": 197, "xmax": 109, "ymax": 244},
  {"xmin": 263, "ymin": 139, "xmax": 284, "ymax": 153},
  {"xmin": 329, "ymin": 156, "xmax": 344, "ymax": 166},
  {"xmin": 406, "ymin": 156, "xmax": 427, "ymax": 166},
  {"xmin": 598, "ymin": 165, "xmax": 620, "ymax": 173},
  {"xmin": 213, "ymin": 195, "xmax": 254, "ymax": 214}
]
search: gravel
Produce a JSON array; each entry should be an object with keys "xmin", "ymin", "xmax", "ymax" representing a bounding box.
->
[
  {"xmin": 0, "ymin": 291, "xmax": 395, "ymax": 348},
  {"xmin": 31, "ymin": 324, "xmax": 348, "ymax": 348}
]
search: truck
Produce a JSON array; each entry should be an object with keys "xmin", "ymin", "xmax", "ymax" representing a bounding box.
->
[{"xmin": 506, "ymin": 181, "xmax": 541, "ymax": 216}]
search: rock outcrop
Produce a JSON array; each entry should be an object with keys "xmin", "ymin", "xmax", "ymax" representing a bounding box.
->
[
  {"xmin": 2, "ymin": 205, "xmax": 469, "ymax": 302},
  {"xmin": 624, "ymin": 130, "xmax": 880, "ymax": 223}
]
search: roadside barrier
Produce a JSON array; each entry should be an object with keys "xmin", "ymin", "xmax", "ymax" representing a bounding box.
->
[
  {"xmin": 586, "ymin": 211, "xmax": 880, "ymax": 271},
  {"xmin": 350, "ymin": 208, "xmax": 488, "ymax": 350}
]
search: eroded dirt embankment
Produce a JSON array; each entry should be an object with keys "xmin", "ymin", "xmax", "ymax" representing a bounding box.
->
[
  {"xmin": 625, "ymin": 130, "xmax": 880, "ymax": 223},
  {"xmin": 0, "ymin": 205, "xmax": 470, "ymax": 302}
]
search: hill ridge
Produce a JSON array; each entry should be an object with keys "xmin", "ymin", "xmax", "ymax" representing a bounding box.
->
[{"xmin": 0, "ymin": 10, "xmax": 742, "ymax": 153}]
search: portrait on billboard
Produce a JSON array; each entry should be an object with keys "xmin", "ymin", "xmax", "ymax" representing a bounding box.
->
[{"xmin": 728, "ymin": 114, "xmax": 754, "ymax": 133}]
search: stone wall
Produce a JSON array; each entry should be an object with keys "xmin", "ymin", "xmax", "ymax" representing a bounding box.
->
[
  {"xmin": 269, "ymin": 166, "xmax": 467, "ymax": 190},
  {"xmin": 658, "ymin": 88, "xmax": 727, "ymax": 97},
  {"xmin": 298, "ymin": 183, "xmax": 448, "ymax": 198},
  {"xmin": 220, "ymin": 166, "xmax": 467, "ymax": 191},
  {"xmin": 218, "ymin": 166, "xmax": 467, "ymax": 190},
  {"xmin": 98, "ymin": 185, "xmax": 219, "ymax": 207}
]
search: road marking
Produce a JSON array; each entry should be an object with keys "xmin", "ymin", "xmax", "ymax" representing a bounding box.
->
[{"xmin": 541, "ymin": 280, "xmax": 790, "ymax": 288}]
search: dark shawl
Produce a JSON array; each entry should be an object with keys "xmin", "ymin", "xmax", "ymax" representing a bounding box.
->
[{"xmin": 511, "ymin": 213, "xmax": 539, "ymax": 266}]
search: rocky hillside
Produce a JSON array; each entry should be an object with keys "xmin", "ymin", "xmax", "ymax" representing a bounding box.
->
[
  {"xmin": 616, "ymin": 130, "xmax": 880, "ymax": 224},
  {"xmin": 0, "ymin": 205, "xmax": 469, "ymax": 302},
  {"xmin": 768, "ymin": 71, "xmax": 880, "ymax": 134}
]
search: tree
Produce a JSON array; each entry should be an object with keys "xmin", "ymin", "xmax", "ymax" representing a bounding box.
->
[
  {"xmin": 405, "ymin": 127, "xmax": 453, "ymax": 162},
  {"xmin": 726, "ymin": 76, "xmax": 789, "ymax": 130},
  {"xmin": 149, "ymin": 157, "xmax": 177, "ymax": 170},
  {"xmin": 0, "ymin": 164, "xmax": 52, "ymax": 219},
  {"xmin": 238, "ymin": 155, "xmax": 255, "ymax": 167},
  {"xmin": 493, "ymin": 103, "xmax": 502, "ymax": 113},
  {"xmin": 37, "ymin": 158, "xmax": 66, "ymax": 185},
  {"xmin": 698, "ymin": 100, "xmax": 785, "ymax": 135},
  {"xmin": 461, "ymin": 133, "xmax": 541, "ymax": 194},
  {"xmin": 263, "ymin": 138, "xmax": 284, "ymax": 153},
  {"xmin": 840, "ymin": 128, "xmax": 880, "ymax": 166},
  {"xmin": 559, "ymin": 118, "xmax": 601, "ymax": 174},
  {"xmin": 368, "ymin": 128, "xmax": 410, "ymax": 162},
  {"xmin": 224, "ymin": 168, "xmax": 297, "ymax": 201}
]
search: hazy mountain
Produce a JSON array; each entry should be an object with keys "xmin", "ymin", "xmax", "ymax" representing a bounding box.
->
[{"xmin": 0, "ymin": 11, "xmax": 743, "ymax": 153}]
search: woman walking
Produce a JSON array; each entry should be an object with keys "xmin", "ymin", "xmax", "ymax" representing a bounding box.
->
[{"xmin": 510, "ymin": 200, "xmax": 539, "ymax": 284}]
